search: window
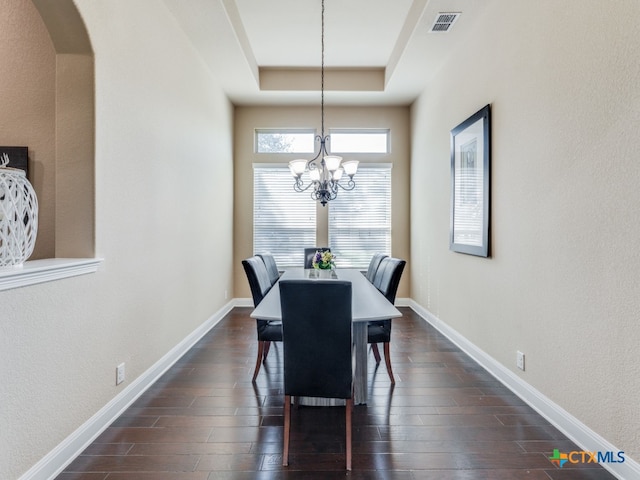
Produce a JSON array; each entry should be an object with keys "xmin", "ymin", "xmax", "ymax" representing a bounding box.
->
[
  {"xmin": 255, "ymin": 129, "xmax": 315, "ymax": 153},
  {"xmin": 329, "ymin": 129, "xmax": 389, "ymax": 153},
  {"xmin": 329, "ymin": 165, "xmax": 392, "ymax": 269},
  {"xmin": 253, "ymin": 165, "xmax": 316, "ymax": 267}
]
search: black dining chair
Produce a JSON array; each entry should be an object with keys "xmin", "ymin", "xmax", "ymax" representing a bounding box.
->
[
  {"xmin": 368, "ymin": 257, "xmax": 406, "ymax": 384},
  {"xmin": 279, "ymin": 279, "xmax": 353, "ymax": 471},
  {"xmin": 241, "ymin": 256, "xmax": 283, "ymax": 382},
  {"xmin": 303, "ymin": 247, "xmax": 330, "ymax": 269},
  {"xmin": 365, "ymin": 253, "xmax": 388, "ymax": 282},
  {"xmin": 257, "ymin": 252, "xmax": 280, "ymax": 286}
]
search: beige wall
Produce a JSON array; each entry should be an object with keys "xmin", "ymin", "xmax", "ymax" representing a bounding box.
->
[
  {"xmin": 1, "ymin": 1, "xmax": 234, "ymax": 478},
  {"xmin": 410, "ymin": 0, "xmax": 640, "ymax": 462},
  {"xmin": 234, "ymin": 105, "xmax": 410, "ymax": 299},
  {"xmin": 53, "ymin": 49, "xmax": 95, "ymax": 258}
]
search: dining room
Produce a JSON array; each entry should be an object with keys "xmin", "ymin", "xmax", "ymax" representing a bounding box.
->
[
  {"xmin": 55, "ymin": 250, "xmax": 617, "ymax": 478},
  {"xmin": 3, "ymin": 1, "xmax": 639, "ymax": 479}
]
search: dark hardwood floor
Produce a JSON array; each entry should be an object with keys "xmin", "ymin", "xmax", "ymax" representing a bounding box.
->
[{"xmin": 57, "ymin": 307, "xmax": 616, "ymax": 479}]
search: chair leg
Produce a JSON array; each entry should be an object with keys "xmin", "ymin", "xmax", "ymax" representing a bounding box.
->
[
  {"xmin": 383, "ymin": 342, "xmax": 395, "ymax": 384},
  {"xmin": 283, "ymin": 394, "xmax": 291, "ymax": 467},
  {"xmin": 263, "ymin": 341, "xmax": 271, "ymax": 360},
  {"xmin": 252, "ymin": 341, "xmax": 265, "ymax": 382},
  {"xmin": 345, "ymin": 398, "xmax": 352, "ymax": 471},
  {"xmin": 372, "ymin": 343, "xmax": 381, "ymax": 364}
]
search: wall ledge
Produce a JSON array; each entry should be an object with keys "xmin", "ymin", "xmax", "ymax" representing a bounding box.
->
[{"xmin": 0, "ymin": 258, "xmax": 103, "ymax": 292}]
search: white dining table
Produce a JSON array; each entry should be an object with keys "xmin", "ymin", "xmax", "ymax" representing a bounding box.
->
[{"xmin": 250, "ymin": 268, "xmax": 402, "ymax": 405}]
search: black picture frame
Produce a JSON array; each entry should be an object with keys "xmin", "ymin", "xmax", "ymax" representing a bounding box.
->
[
  {"xmin": 450, "ymin": 105, "xmax": 491, "ymax": 257},
  {"xmin": 0, "ymin": 146, "xmax": 29, "ymax": 178}
]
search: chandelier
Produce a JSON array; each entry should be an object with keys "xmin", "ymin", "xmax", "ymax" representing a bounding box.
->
[{"xmin": 288, "ymin": 0, "xmax": 359, "ymax": 206}]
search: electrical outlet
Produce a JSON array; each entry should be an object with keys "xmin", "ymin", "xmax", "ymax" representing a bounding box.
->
[
  {"xmin": 516, "ymin": 351, "xmax": 525, "ymax": 371},
  {"xmin": 116, "ymin": 363, "xmax": 125, "ymax": 385},
  {"xmin": 224, "ymin": 290, "xmax": 228, "ymax": 300}
]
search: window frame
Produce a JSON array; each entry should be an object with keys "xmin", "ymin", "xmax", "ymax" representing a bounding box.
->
[
  {"xmin": 254, "ymin": 128, "xmax": 316, "ymax": 154},
  {"xmin": 328, "ymin": 128, "xmax": 390, "ymax": 154}
]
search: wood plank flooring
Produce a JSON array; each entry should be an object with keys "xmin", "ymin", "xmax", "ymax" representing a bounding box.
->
[{"xmin": 56, "ymin": 307, "xmax": 616, "ymax": 479}]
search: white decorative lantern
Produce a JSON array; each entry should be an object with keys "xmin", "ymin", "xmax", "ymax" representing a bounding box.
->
[{"xmin": 0, "ymin": 153, "xmax": 38, "ymax": 267}]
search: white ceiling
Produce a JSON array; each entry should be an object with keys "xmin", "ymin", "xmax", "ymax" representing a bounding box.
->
[{"xmin": 161, "ymin": 0, "xmax": 484, "ymax": 106}]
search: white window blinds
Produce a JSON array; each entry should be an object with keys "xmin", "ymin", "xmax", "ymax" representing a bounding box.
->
[
  {"xmin": 329, "ymin": 165, "xmax": 392, "ymax": 269},
  {"xmin": 253, "ymin": 165, "xmax": 316, "ymax": 267}
]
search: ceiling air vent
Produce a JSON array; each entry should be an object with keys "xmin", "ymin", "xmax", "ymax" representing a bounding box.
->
[{"xmin": 429, "ymin": 12, "xmax": 460, "ymax": 33}]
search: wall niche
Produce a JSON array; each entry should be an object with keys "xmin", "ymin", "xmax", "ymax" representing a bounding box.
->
[{"xmin": 1, "ymin": 0, "xmax": 95, "ymax": 260}]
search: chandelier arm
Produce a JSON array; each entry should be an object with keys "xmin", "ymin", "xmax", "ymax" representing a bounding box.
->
[
  {"xmin": 293, "ymin": 178, "xmax": 317, "ymax": 193},
  {"xmin": 336, "ymin": 178, "xmax": 356, "ymax": 191}
]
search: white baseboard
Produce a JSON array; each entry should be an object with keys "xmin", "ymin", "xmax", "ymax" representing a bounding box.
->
[
  {"xmin": 407, "ymin": 300, "xmax": 640, "ymax": 480},
  {"xmin": 395, "ymin": 297, "xmax": 411, "ymax": 307},
  {"xmin": 20, "ymin": 300, "xmax": 236, "ymax": 480},
  {"xmin": 234, "ymin": 297, "xmax": 254, "ymax": 307}
]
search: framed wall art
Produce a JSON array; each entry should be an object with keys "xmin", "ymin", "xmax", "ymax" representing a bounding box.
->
[{"xmin": 450, "ymin": 105, "xmax": 491, "ymax": 257}]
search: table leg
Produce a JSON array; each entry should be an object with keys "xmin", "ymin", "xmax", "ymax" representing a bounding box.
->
[{"xmin": 353, "ymin": 322, "xmax": 368, "ymax": 405}]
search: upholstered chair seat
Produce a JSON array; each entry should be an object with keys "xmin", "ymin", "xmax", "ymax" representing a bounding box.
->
[
  {"xmin": 365, "ymin": 253, "xmax": 388, "ymax": 282},
  {"xmin": 279, "ymin": 279, "xmax": 353, "ymax": 470},
  {"xmin": 257, "ymin": 252, "xmax": 280, "ymax": 286},
  {"xmin": 367, "ymin": 257, "xmax": 406, "ymax": 384},
  {"xmin": 241, "ymin": 256, "xmax": 283, "ymax": 381}
]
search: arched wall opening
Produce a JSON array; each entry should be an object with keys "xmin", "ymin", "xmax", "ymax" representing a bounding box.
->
[{"xmin": 1, "ymin": 0, "xmax": 95, "ymax": 259}]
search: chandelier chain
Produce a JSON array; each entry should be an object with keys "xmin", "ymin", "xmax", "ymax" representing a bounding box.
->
[
  {"xmin": 320, "ymin": 0, "xmax": 325, "ymax": 138},
  {"xmin": 286, "ymin": 0, "xmax": 359, "ymax": 206}
]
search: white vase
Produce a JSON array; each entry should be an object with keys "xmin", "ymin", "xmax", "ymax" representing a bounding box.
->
[{"xmin": 0, "ymin": 166, "xmax": 39, "ymax": 267}]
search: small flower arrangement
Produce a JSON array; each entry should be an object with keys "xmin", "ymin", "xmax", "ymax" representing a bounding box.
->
[{"xmin": 312, "ymin": 250, "xmax": 336, "ymax": 270}]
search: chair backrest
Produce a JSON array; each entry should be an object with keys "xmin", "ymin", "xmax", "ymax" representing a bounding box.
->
[
  {"xmin": 365, "ymin": 253, "xmax": 388, "ymax": 282},
  {"xmin": 257, "ymin": 252, "xmax": 279, "ymax": 286},
  {"xmin": 279, "ymin": 279, "xmax": 352, "ymax": 399},
  {"xmin": 303, "ymin": 247, "xmax": 331, "ymax": 269},
  {"xmin": 372, "ymin": 257, "xmax": 406, "ymax": 304},
  {"xmin": 242, "ymin": 256, "xmax": 272, "ymax": 307}
]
